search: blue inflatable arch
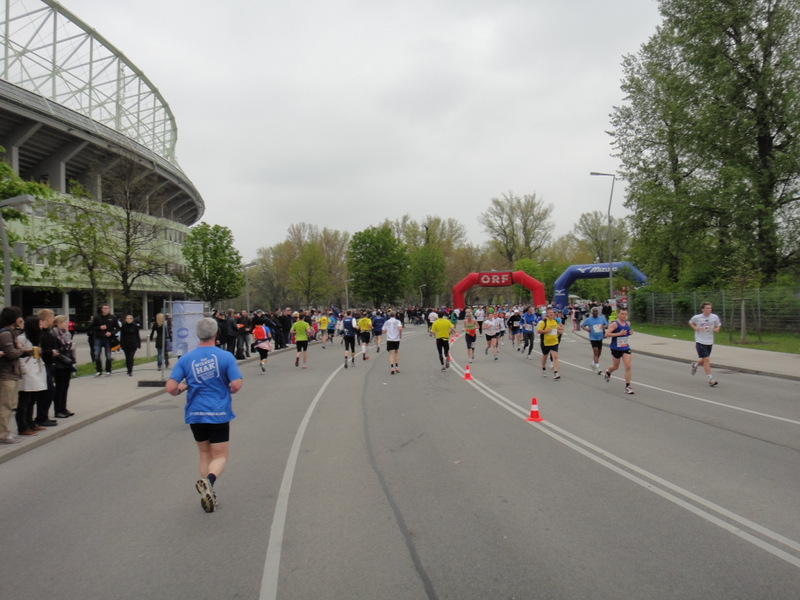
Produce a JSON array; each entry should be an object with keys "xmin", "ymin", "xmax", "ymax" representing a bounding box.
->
[{"xmin": 552, "ymin": 262, "xmax": 647, "ymax": 310}]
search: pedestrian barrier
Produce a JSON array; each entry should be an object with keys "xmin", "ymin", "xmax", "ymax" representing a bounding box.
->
[{"xmin": 526, "ymin": 398, "xmax": 543, "ymax": 422}]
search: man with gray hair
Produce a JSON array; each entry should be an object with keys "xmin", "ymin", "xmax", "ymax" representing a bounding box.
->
[{"xmin": 166, "ymin": 317, "xmax": 243, "ymax": 513}]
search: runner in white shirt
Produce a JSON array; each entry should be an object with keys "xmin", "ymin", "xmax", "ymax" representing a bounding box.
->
[
  {"xmin": 483, "ymin": 311, "xmax": 500, "ymax": 360},
  {"xmin": 689, "ymin": 302, "xmax": 722, "ymax": 387},
  {"xmin": 384, "ymin": 311, "xmax": 403, "ymax": 374}
]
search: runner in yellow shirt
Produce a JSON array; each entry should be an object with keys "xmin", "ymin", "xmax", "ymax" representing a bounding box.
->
[
  {"xmin": 430, "ymin": 312, "xmax": 455, "ymax": 371},
  {"xmin": 357, "ymin": 312, "xmax": 373, "ymax": 360},
  {"xmin": 537, "ymin": 307, "xmax": 563, "ymax": 380},
  {"xmin": 317, "ymin": 313, "xmax": 330, "ymax": 349}
]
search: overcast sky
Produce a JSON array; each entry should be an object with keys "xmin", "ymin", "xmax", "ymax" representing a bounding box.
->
[{"xmin": 61, "ymin": 0, "xmax": 663, "ymax": 262}]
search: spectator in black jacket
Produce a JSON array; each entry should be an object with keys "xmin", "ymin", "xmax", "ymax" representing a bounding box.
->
[
  {"xmin": 224, "ymin": 309, "xmax": 238, "ymax": 354},
  {"xmin": 36, "ymin": 309, "xmax": 59, "ymax": 425},
  {"xmin": 120, "ymin": 315, "xmax": 141, "ymax": 376},
  {"xmin": 92, "ymin": 304, "xmax": 119, "ymax": 376},
  {"xmin": 237, "ymin": 309, "xmax": 252, "ymax": 358},
  {"xmin": 278, "ymin": 308, "xmax": 293, "ymax": 349}
]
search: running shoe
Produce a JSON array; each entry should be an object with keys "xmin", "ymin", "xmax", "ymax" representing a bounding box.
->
[
  {"xmin": 260, "ymin": 363, "xmax": 265, "ymax": 373},
  {"xmin": 553, "ymin": 373, "xmax": 560, "ymax": 380},
  {"xmin": 295, "ymin": 357, "xmax": 299, "ymax": 367},
  {"xmin": 377, "ymin": 347, "xmax": 380, "ymax": 353},
  {"xmin": 494, "ymin": 356, "xmax": 498, "ymax": 361},
  {"xmin": 196, "ymin": 478, "xmax": 217, "ymax": 513},
  {"xmin": 344, "ymin": 360, "xmax": 348, "ymax": 369},
  {"xmin": 691, "ymin": 361, "xmax": 698, "ymax": 376},
  {"xmin": 625, "ymin": 385, "xmax": 635, "ymax": 395},
  {"xmin": 446, "ymin": 362, "xmax": 450, "ymax": 369},
  {"xmin": 542, "ymin": 369, "xmax": 548, "ymax": 377},
  {"xmin": 485, "ymin": 348, "xmax": 488, "ymax": 355},
  {"xmin": 441, "ymin": 366, "xmax": 447, "ymax": 372},
  {"xmin": 390, "ymin": 368, "xmax": 395, "ymax": 374},
  {"xmin": 709, "ymin": 380, "xmax": 718, "ymax": 387},
  {"xmin": 604, "ymin": 370, "xmax": 611, "ymax": 382}
]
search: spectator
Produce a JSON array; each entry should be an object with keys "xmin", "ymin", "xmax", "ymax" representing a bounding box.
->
[
  {"xmin": 120, "ymin": 314, "xmax": 141, "ymax": 376},
  {"xmin": 52, "ymin": 314, "xmax": 76, "ymax": 418},
  {"xmin": 150, "ymin": 313, "xmax": 172, "ymax": 371},
  {"xmin": 92, "ymin": 304, "xmax": 119, "ymax": 376},
  {"xmin": 14, "ymin": 317, "xmax": 37, "ymax": 435}
]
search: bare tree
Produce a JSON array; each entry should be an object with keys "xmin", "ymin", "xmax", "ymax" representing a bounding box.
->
[{"xmin": 478, "ymin": 191, "xmax": 553, "ymax": 266}]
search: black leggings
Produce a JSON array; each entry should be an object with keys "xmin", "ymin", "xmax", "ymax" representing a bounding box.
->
[{"xmin": 436, "ymin": 338, "xmax": 450, "ymax": 365}]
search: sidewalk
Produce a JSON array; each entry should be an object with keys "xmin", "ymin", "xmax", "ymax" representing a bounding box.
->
[{"xmin": 2, "ymin": 332, "xmax": 798, "ymax": 463}]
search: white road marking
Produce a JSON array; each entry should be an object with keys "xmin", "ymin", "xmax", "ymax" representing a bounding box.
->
[{"xmin": 449, "ymin": 360, "xmax": 800, "ymax": 570}]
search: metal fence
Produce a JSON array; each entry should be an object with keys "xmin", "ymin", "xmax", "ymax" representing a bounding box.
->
[{"xmin": 629, "ymin": 287, "xmax": 800, "ymax": 334}]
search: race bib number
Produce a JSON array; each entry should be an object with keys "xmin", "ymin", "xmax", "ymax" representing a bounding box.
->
[
  {"xmin": 616, "ymin": 336, "xmax": 629, "ymax": 348},
  {"xmin": 593, "ymin": 324, "xmax": 604, "ymax": 333}
]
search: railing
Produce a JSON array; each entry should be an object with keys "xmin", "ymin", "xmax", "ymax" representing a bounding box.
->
[{"xmin": 630, "ymin": 287, "xmax": 800, "ymax": 333}]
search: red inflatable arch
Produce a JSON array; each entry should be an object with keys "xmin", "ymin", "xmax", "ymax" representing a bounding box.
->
[{"xmin": 452, "ymin": 271, "xmax": 547, "ymax": 310}]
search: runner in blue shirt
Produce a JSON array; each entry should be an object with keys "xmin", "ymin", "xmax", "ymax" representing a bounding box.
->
[
  {"xmin": 520, "ymin": 306, "xmax": 538, "ymax": 359},
  {"xmin": 371, "ymin": 310, "xmax": 386, "ymax": 354},
  {"xmin": 167, "ymin": 317, "xmax": 243, "ymax": 513},
  {"xmin": 603, "ymin": 307, "xmax": 634, "ymax": 395},
  {"xmin": 581, "ymin": 306, "xmax": 608, "ymax": 373}
]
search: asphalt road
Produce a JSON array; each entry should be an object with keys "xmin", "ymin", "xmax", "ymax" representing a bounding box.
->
[{"xmin": 2, "ymin": 328, "xmax": 799, "ymax": 599}]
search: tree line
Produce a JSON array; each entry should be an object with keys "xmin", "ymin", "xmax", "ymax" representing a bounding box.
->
[{"xmin": 231, "ymin": 191, "xmax": 631, "ymax": 311}]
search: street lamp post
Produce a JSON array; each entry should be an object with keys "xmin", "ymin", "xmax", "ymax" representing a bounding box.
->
[
  {"xmin": 419, "ymin": 283, "xmax": 426, "ymax": 306},
  {"xmin": 242, "ymin": 262, "xmax": 257, "ymax": 313},
  {"xmin": 0, "ymin": 195, "xmax": 35, "ymax": 307},
  {"xmin": 590, "ymin": 172, "xmax": 616, "ymax": 302},
  {"xmin": 345, "ymin": 278, "xmax": 354, "ymax": 310}
]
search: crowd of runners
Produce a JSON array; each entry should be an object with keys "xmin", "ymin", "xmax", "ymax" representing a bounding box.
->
[{"xmin": 212, "ymin": 302, "xmax": 722, "ymax": 398}]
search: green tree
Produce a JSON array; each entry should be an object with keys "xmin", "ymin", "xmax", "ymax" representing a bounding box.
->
[
  {"xmin": 611, "ymin": 0, "xmax": 800, "ymax": 285},
  {"xmin": 0, "ymin": 150, "xmax": 53, "ymax": 287},
  {"xmin": 181, "ymin": 222, "xmax": 245, "ymax": 305},
  {"xmin": 95, "ymin": 158, "xmax": 176, "ymax": 309},
  {"xmin": 347, "ymin": 225, "xmax": 409, "ymax": 306},
  {"xmin": 42, "ymin": 186, "xmax": 113, "ymax": 313},
  {"xmin": 409, "ymin": 245, "xmax": 446, "ymax": 306},
  {"xmin": 574, "ymin": 211, "xmax": 630, "ymax": 264}
]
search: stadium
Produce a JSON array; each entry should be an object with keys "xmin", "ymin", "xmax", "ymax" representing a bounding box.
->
[{"xmin": 0, "ymin": 0, "xmax": 203, "ymax": 325}]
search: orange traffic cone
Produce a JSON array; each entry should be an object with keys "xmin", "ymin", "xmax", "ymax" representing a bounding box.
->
[
  {"xmin": 463, "ymin": 365, "xmax": 473, "ymax": 380},
  {"xmin": 526, "ymin": 398, "xmax": 543, "ymax": 422}
]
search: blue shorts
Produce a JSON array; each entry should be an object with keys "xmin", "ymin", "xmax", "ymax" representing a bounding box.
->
[{"xmin": 696, "ymin": 343, "xmax": 713, "ymax": 359}]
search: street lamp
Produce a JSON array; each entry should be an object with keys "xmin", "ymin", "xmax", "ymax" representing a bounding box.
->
[
  {"xmin": 242, "ymin": 261, "xmax": 257, "ymax": 313},
  {"xmin": 419, "ymin": 283, "xmax": 426, "ymax": 306},
  {"xmin": 0, "ymin": 195, "xmax": 35, "ymax": 307},
  {"xmin": 345, "ymin": 278, "xmax": 354, "ymax": 310},
  {"xmin": 590, "ymin": 172, "xmax": 616, "ymax": 302}
]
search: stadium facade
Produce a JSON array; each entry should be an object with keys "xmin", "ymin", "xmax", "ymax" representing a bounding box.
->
[{"xmin": 0, "ymin": 0, "xmax": 203, "ymax": 326}]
